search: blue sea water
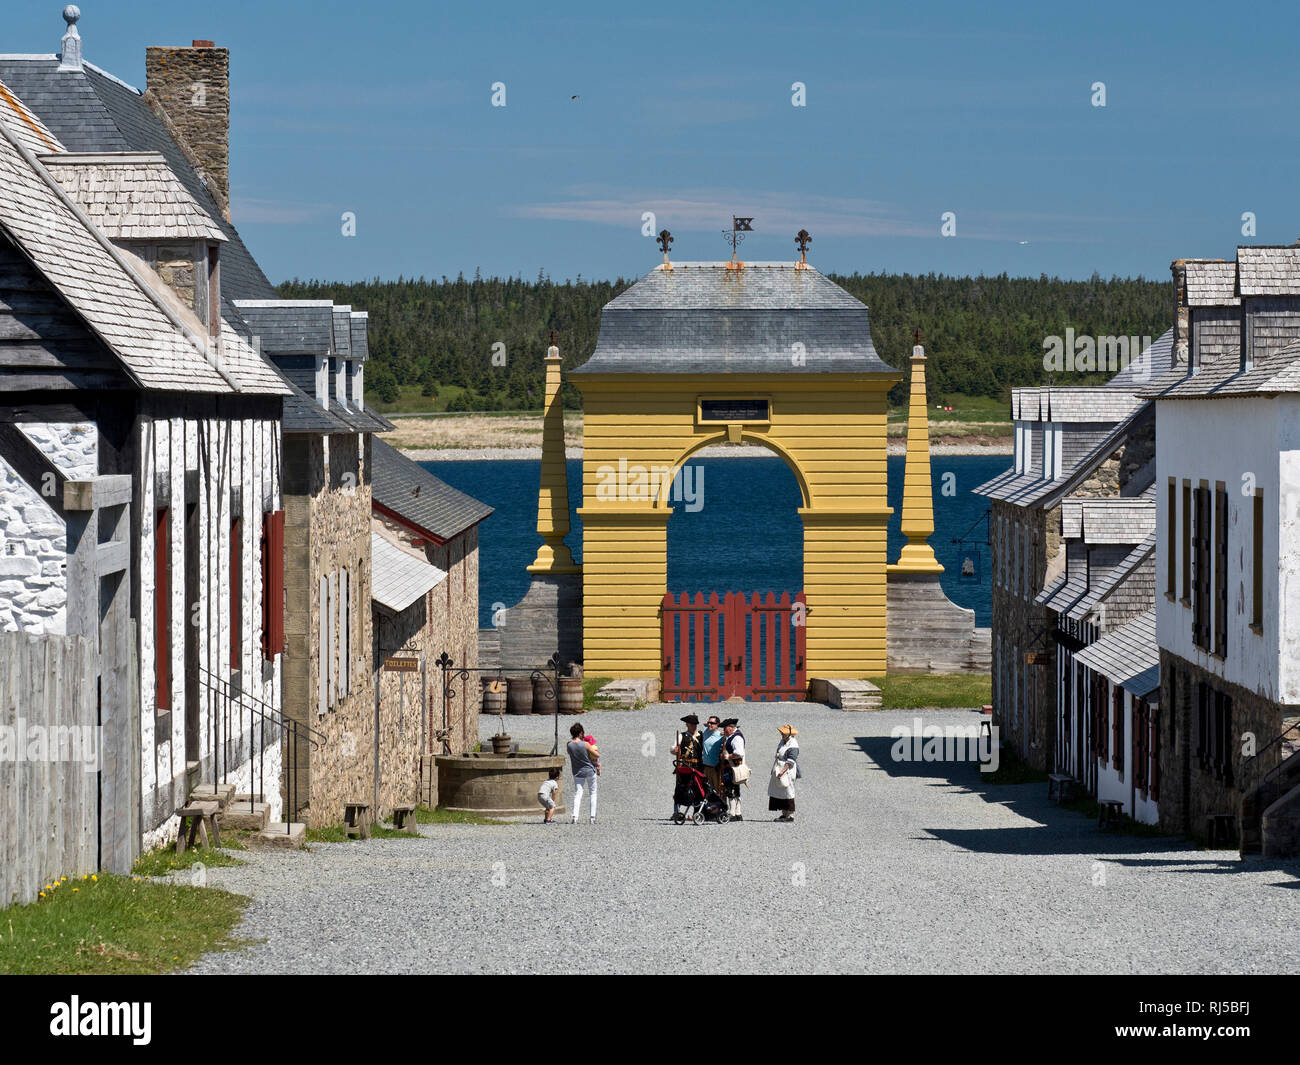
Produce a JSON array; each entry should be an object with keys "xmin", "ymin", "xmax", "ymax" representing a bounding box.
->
[{"xmin": 421, "ymin": 454, "xmax": 1008, "ymax": 629}]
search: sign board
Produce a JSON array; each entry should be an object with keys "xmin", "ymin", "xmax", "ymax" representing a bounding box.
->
[
  {"xmin": 700, "ymin": 399, "xmax": 769, "ymax": 423},
  {"xmin": 384, "ymin": 656, "xmax": 419, "ymax": 673},
  {"xmin": 1024, "ymin": 651, "xmax": 1051, "ymax": 666}
]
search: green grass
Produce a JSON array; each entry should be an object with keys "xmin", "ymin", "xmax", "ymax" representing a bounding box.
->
[
  {"xmin": 866, "ymin": 673, "xmax": 992, "ymax": 710},
  {"xmin": 131, "ymin": 843, "xmax": 244, "ymax": 879},
  {"xmin": 0, "ymin": 873, "xmax": 250, "ymax": 974},
  {"xmin": 369, "ymin": 384, "xmax": 547, "ymax": 416},
  {"xmin": 887, "ymin": 393, "xmax": 1010, "ymax": 425},
  {"xmin": 583, "ymin": 675, "xmax": 615, "ymax": 709},
  {"xmin": 414, "ymin": 804, "xmax": 506, "ymax": 826}
]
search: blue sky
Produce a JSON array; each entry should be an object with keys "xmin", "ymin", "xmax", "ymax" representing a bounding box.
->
[{"xmin": 9, "ymin": 0, "xmax": 1300, "ymax": 283}]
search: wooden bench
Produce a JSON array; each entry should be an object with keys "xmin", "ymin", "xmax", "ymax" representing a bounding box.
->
[
  {"xmin": 1206, "ymin": 813, "xmax": 1236, "ymax": 848},
  {"xmin": 1047, "ymin": 773, "xmax": 1074, "ymax": 804},
  {"xmin": 176, "ymin": 801, "xmax": 221, "ymax": 854},
  {"xmin": 343, "ymin": 800, "xmax": 371, "ymax": 840},
  {"xmin": 392, "ymin": 804, "xmax": 419, "ymax": 834},
  {"xmin": 1097, "ymin": 799, "xmax": 1124, "ymax": 830}
]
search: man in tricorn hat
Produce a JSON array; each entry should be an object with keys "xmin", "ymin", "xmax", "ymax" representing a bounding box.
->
[{"xmin": 670, "ymin": 714, "xmax": 704, "ymax": 819}]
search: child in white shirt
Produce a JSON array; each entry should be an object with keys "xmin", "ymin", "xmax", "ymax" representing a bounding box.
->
[{"xmin": 538, "ymin": 767, "xmax": 561, "ymax": 824}]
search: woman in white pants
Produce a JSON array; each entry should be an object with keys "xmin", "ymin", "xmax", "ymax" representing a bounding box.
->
[{"xmin": 566, "ymin": 722, "xmax": 599, "ymax": 823}]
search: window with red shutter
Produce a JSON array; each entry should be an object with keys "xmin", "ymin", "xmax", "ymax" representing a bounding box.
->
[
  {"xmin": 1112, "ymin": 685, "xmax": 1124, "ymax": 774},
  {"xmin": 261, "ymin": 510, "xmax": 286, "ymax": 660},
  {"xmin": 155, "ymin": 508, "xmax": 171, "ymax": 712}
]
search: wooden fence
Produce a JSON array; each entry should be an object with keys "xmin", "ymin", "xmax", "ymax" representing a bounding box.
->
[{"xmin": 0, "ymin": 631, "xmax": 100, "ymax": 907}]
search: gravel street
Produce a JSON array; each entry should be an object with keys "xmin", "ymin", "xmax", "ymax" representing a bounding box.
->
[{"xmin": 188, "ymin": 702, "xmax": 1300, "ymax": 975}]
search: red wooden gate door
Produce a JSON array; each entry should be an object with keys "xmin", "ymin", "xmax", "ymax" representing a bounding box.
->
[{"xmin": 661, "ymin": 591, "xmax": 806, "ymax": 702}]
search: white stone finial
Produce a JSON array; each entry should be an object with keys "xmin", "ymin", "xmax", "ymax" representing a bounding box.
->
[{"xmin": 59, "ymin": 5, "xmax": 83, "ymax": 71}]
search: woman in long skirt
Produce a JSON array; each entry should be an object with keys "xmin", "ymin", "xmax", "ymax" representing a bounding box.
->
[{"xmin": 767, "ymin": 724, "xmax": 799, "ymax": 822}]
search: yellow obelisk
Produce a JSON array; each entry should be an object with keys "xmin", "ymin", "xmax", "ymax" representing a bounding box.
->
[
  {"xmin": 888, "ymin": 329, "xmax": 944, "ymax": 574},
  {"xmin": 527, "ymin": 335, "xmax": 580, "ymax": 574}
]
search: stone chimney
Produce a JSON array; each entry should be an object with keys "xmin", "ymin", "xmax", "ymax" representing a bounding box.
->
[{"xmin": 144, "ymin": 41, "xmax": 230, "ymax": 221}]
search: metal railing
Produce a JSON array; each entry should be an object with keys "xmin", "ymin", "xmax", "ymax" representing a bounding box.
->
[
  {"xmin": 438, "ymin": 652, "xmax": 564, "ymax": 754},
  {"xmin": 199, "ymin": 666, "xmax": 326, "ymax": 832}
]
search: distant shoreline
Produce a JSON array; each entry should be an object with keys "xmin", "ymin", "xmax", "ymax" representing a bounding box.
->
[{"xmin": 400, "ymin": 441, "xmax": 1015, "ymax": 462}]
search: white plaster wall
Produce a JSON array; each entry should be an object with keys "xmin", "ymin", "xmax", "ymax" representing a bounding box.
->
[
  {"xmin": 1155, "ymin": 396, "xmax": 1290, "ymax": 700},
  {"xmin": 138, "ymin": 412, "xmax": 285, "ymax": 839},
  {"xmin": 0, "ymin": 422, "xmax": 96, "ymax": 634},
  {"xmin": 1095, "ymin": 690, "xmax": 1158, "ymax": 825}
]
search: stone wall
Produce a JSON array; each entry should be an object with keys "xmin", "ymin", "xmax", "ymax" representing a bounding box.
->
[
  {"xmin": 282, "ymin": 433, "xmax": 377, "ymax": 828},
  {"xmin": 137, "ymin": 408, "xmax": 283, "ymax": 844},
  {"xmin": 371, "ymin": 513, "xmax": 482, "ymax": 806},
  {"xmin": 1158, "ymin": 650, "xmax": 1285, "ymax": 840},
  {"xmin": 144, "ymin": 45, "xmax": 230, "ymax": 218},
  {"xmin": 0, "ymin": 422, "xmax": 96, "ymax": 634}
]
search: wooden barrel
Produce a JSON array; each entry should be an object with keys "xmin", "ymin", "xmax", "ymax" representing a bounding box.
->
[
  {"xmin": 506, "ymin": 676, "xmax": 533, "ymax": 715},
  {"xmin": 482, "ymin": 679, "xmax": 506, "ymax": 716},
  {"xmin": 532, "ymin": 676, "xmax": 558, "ymax": 715},
  {"xmin": 558, "ymin": 677, "xmax": 583, "ymax": 715}
]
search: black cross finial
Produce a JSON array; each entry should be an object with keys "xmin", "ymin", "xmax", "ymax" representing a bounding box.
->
[
  {"xmin": 549, "ymin": 328, "xmax": 559, "ymax": 348},
  {"xmin": 795, "ymin": 229, "xmax": 812, "ymax": 259},
  {"xmin": 913, "ymin": 327, "xmax": 923, "ymax": 348},
  {"xmin": 656, "ymin": 229, "xmax": 673, "ymax": 255}
]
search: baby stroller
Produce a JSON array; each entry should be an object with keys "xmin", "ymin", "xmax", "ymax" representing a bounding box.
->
[{"xmin": 671, "ymin": 763, "xmax": 730, "ymax": 825}]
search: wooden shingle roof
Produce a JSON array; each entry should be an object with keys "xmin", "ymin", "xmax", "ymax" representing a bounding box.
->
[
  {"xmin": 371, "ymin": 438, "xmax": 493, "ymax": 542},
  {"xmin": 40, "ymin": 152, "xmax": 227, "ymax": 242},
  {"xmin": 0, "ymin": 116, "xmax": 282, "ymax": 394},
  {"xmin": 1074, "ymin": 609, "xmax": 1160, "ymax": 699}
]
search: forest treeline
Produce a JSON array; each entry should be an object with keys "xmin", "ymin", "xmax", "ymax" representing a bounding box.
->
[{"xmin": 276, "ymin": 271, "xmax": 1173, "ymax": 410}]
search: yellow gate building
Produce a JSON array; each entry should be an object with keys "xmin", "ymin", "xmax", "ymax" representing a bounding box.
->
[{"xmin": 567, "ymin": 259, "xmax": 901, "ymax": 679}]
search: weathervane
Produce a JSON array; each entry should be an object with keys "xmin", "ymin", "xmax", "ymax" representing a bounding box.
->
[
  {"xmin": 548, "ymin": 328, "xmax": 559, "ymax": 351},
  {"xmin": 723, "ymin": 216, "xmax": 754, "ymax": 261},
  {"xmin": 795, "ymin": 229, "xmax": 812, "ymax": 267},
  {"xmin": 656, "ymin": 228, "xmax": 673, "ymax": 267}
]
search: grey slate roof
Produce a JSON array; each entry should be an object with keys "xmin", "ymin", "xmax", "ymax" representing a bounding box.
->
[
  {"xmin": 233, "ymin": 300, "xmax": 335, "ymax": 355},
  {"xmin": 1072, "ymin": 534, "xmax": 1155, "ymax": 623},
  {"xmin": 1237, "ymin": 246, "xmax": 1300, "ymax": 296},
  {"xmin": 280, "ymin": 376, "xmax": 350, "ymax": 434},
  {"xmin": 332, "ymin": 307, "xmax": 352, "ymax": 358},
  {"xmin": 350, "ymin": 312, "xmax": 369, "ymax": 361},
  {"xmin": 1074, "ymin": 609, "xmax": 1160, "ymax": 699},
  {"xmin": 0, "ymin": 76, "xmax": 64, "ymax": 154},
  {"xmin": 40, "ymin": 152, "xmax": 227, "ymax": 242},
  {"xmin": 371, "ymin": 531, "xmax": 446, "ymax": 612},
  {"xmin": 0, "ymin": 58, "xmax": 279, "ymax": 307},
  {"xmin": 1182, "ymin": 261, "xmax": 1239, "ymax": 306},
  {"xmin": 1037, "ymin": 569, "xmax": 1088, "ymax": 615},
  {"xmin": 570, "ymin": 263, "xmax": 898, "ymax": 376},
  {"xmin": 371, "ymin": 437, "xmax": 493, "ymax": 541}
]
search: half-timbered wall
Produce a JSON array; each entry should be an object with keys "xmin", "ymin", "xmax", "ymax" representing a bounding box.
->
[{"xmin": 137, "ymin": 402, "xmax": 283, "ymax": 847}]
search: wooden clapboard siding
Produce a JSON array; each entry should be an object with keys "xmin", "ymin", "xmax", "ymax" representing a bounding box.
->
[
  {"xmin": 575, "ymin": 374, "xmax": 894, "ymax": 678},
  {"xmin": 0, "ymin": 236, "xmax": 128, "ymax": 392}
]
